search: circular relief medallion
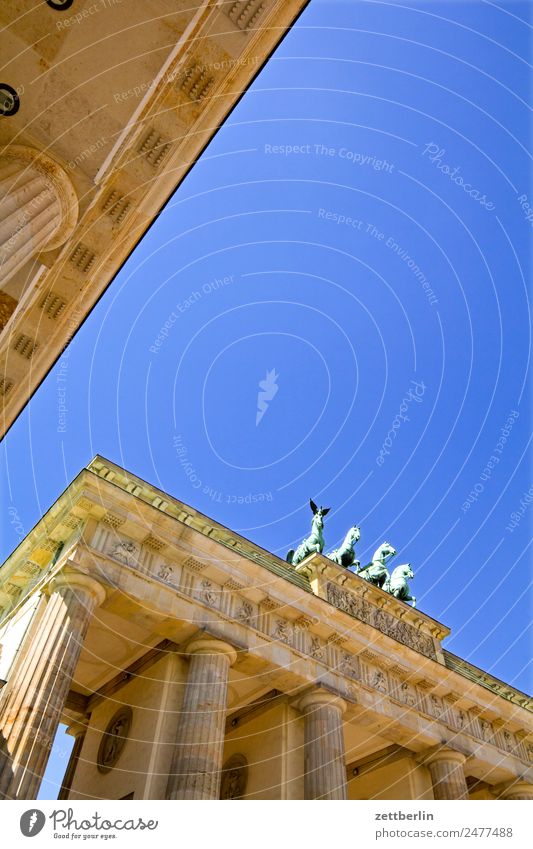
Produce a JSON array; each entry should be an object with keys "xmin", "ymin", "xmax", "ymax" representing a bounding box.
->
[
  {"xmin": 220, "ymin": 753, "xmax": 248, "ymax": 800},
  {"xmin": 0, "ymin": 84, "xmax": 20, "ymax": 117},
  {"xmin": 46, "ymin": 1, "xmax": 75, "ymax": 10},
  {"xmin": 97, "ymin": 707, "xmax": 132, "ymax": 774}
]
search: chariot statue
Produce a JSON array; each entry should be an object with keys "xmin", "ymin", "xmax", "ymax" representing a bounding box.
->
[
  {"xmin": 286, "ymin": 499, "xmax": 330, "ymax": 566},
  {"xmin": 326, "ymin": 525, "xmax": 361, "ymax": 569},
  {"xmin": 358, "ymin": 541, "xmax": 396, "ymax": 588},
  {"xmin": 384, "ymin": 563, "xmax": 416, "ymax": 607}
]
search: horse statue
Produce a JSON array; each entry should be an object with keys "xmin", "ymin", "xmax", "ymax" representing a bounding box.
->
[
  {"xmin": 287, "ymin": 499, "xmax": 330, "ymax": 566},
  {"xmin": 326, "ymin": 525, "xmax": 361, "ymax": 569},
  {"xmin": 358, "ymin": 541, "xmax": 396, "ymax": 588},
  {"xmin": 384, "ymin": 563, "xmax": 416, "ymax": 607}
]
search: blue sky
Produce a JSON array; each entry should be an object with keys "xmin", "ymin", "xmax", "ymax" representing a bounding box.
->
[{"xmin": 1, "ymin": 0, "xmax": 531, "ymax": 796}]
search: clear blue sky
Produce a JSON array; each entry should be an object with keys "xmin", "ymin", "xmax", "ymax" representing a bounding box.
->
[{"xmin": 1, "ymin": 0, "xmax": 531, "ymax": 797}]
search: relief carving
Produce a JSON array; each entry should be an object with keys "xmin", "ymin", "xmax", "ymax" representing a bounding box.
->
[
  {"xmin": 326, "ymin": 582, "xmax": 436, "ymax": 660},
  {"xmin": 479, "ymin": 719, "xmax": 493, "ymax": 743},
  {"xmin": 339, "ymin": 652, "xmax": 360, "ymax": 680},
  {"xmin": 344, "ymin": 681, "xmax": 358, "ymax": 701},
  {"xmin": 371, "ymin": 668, "xmax": 388, "ymax": 693},
  {"xmin": 502, "ymin": 729, "xmax": 515, "ymax": 753},
  {"xmin": 200, "ymin": 578, "xmax": 217, "ymax": 607},
  {"xmin": 220, "ymin": 754, "xmax": 248, "ymax": 800},
  {"xmin": 108, "ymin": 539, "xmax": 138, "ymax": 566},
  {"xmin": 157, "ymin": 563, "xmax": 173, "ymax": 581},
  {"xmin": 97, "ymin": 708, "xmax": 132, "ymax": 774},
  {"xmin": 235, "ymin": 600, "xmax": 253, "ymax": 625},
  {"xmin": 310, "ymin": 637, "xmax": 325, "ymax": 661},
  {"xmin": 400, "ymin": 682, "xmax": 417, "ymax": 707},
  {"xmin": 272, "ymin": 619, "xmax": 291, "ymax": 644},
  {"xmin": 455, "ymin": 708, "xmax": 467, "ymax": 731},
  {"xmin": 429, "ymin": 694, "xmax": 444, "ymax": 719}
]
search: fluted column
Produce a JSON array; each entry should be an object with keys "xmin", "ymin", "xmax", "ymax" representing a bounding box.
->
[
  {"xmin": 424, "ymin": 748, "xmax": 469, "ymax": 800},
  {"xmin": 498, "ymin": 781, "xmax": 533, "ymax": 800},
  {"xmin": 298, "ymin": 689, "xmax": 347, "ymax": 800},
  {"xmin": 166, "ymin": 638, "xmax": 237, "ymax": 800},
  {"xmin": 0, "ymin": 146, "xmax": 78, "ymax": 283},
  {"xmin": 0, "ymin": 571, "xmax": 105, "ymax": 799}
]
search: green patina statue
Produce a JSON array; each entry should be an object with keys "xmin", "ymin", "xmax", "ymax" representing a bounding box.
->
[
  {"xmin": 384, "ymin": 563, "xmax": 416, "ymax": 607},
  {"xmin": 287, "ymin": 503, "xmax": 416, "ymax": 607},
  {"xmin": 286, "ymin": 499, "xmax": 330, "ymax": 566},
  {"xmin": 326, "ymin": 525, "xmax": 361, "ymax": 569},
  {"xmin": 358, "ymin": 541, "xmax": 396, "ymax": 588}
]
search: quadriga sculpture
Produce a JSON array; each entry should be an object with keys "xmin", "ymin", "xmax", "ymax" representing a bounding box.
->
[
  {"xmin": 326, "ymin": 525, "xmax": 361, "ymax": 569},
  {"xmin": 384, "ymin": 563, "xmax": 416, "ymax": 607},
  {"xmin": 286, "ymin": 499, "xmax": 330, "ymax": 566},
  {"xmin": 358, "ymin": 541, "xmax": 396, "ymax": 588}
]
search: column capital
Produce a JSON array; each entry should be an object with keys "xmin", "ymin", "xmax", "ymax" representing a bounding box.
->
[
  {"xmin": 65, "ymin": 721, "xmax": 88, "ymax": 740},
  {"xmin": 0, "ymin": 568, "xmax": 101, "ymax": 798},
  {"xmin": 167, "ymin": 635, "xmax": 235, "ymax": 799},
  {"xmin": 497, "ymin": 780, "xmax": 533, "ymax": 800},
  {"xmin": 297, "ymin": 687, "xmax": 347, "ymax": 715},
  {"xmin": 420, "ymin": 746, "xmax": 469, "ymax": 800},
  {"xmin": 49, "ymin": 570, "xmax": 106, "ymax": 607},
  {"xmin": 2, "ymin": 145, "xmax": 78, "ymax": 249},
  {"xmin": 418, "ymin": 746, "xmax": 467, "ymax": 766},
  {"xmin": 185, "ymin": 637, "xmax": 237, "ymax": 667}
]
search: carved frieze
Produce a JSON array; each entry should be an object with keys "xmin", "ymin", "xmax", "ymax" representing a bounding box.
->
[
  {"xmin": 326, "ymin": 582, "xmax": 437, "ymax": 660},
  {"xmin": 235, "ymin": 599, "xmax": 254, "ymax": 625},
  {"xmin": 272, "ymin": 619, "xmax": 292, "ymax": 645},
  {"xmin": 478, "ymin": 718, "xmax": 493, "ymax": 743},
  {"xmin": 310, "ymin": 637, "xmax": 325, "ymax": 661},
  {"xmin": 338, "ymin": 652, "xmax": 360, "ymax": 680},
  {"xmin": 371, "ymin": 669, "xmax": 388, "ymax": 693},
  {"xmin": 86, "ymin": 529, "xmax": 530, "ymax": 765},
  {"xmin": 454, "ymin": 707, "xmax": 468, "ymax": 733},
  {"xmin": 199, "ymin": 578, "xmax": 218, "ymax": 608},
  {"xmin": 399, "ymin": 681, "xmax": 418, "ymax": 708},
  {"xmin": 157, "ymin": 563, "xmax": 173, "ymax": 582},
  {"xmin": 360, "ymin": 662, "xmax": 389, "ymax": 694},
  {"xmin": 107, "ymin": 538, "xmax": 138, "ymax": 567},
  {"xmin": 428, "ymin": 693, "xmax": 445, "ymax": 720},
  {"xmin": 502, "ymin": 729, "xmax": 517, "ymax": 755}
]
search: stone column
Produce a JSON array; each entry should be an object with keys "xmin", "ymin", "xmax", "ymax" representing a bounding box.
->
[
  {"xmin": 298, "ymin": 689, "xmax": 347, "ymax": 800},
  {"xmin": 0, "ymin": 146, "xmax": 78, "ymax": 284},
  {"xmin": 166, "ymin": 637, "xmax": 237, "ymax": 800},
  {"xmin": 424, "ymin": 748, "xmax": 469, "ymax": 800},
  {"xmin": 498, "ymin": 781, "xmax": 533, "ymax": 800},
  {"xmin": 58, "ymin": 722, "xmax": 87, "ymax": 800},
  {"xmin": 0, "ymin": 571, "xmax": 105, "ymax": 800}
]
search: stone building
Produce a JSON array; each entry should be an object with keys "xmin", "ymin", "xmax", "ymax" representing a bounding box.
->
[
  {"xmin": 0, "ymin": 0, "xmax": 307, "ymax": 436},
  {"xmin": 0, "ymin": 456, "xmax": 531, "ymax": 800}
]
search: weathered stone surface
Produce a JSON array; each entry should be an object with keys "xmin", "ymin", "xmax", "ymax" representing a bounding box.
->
[
  {"xmin": 0, "ymin": 460, "xmax": 532, "ymax": 801},
  {"xmin": 166, "ymin": 638, "xmax": 237, "ymax": 800},
  {"xmin": 327, "ymin": 582, "xmax": 437, "ymax": 659},
  {"xmin": 422, "ymin": 748, "xmax": 469, "ymax": 800},
  {"xmin": 0, "ymin": 572, "xmax": 104, "ymax": 799},
  {"xmin": 298, "ymin": 690, "xmax": 347, "ymax": 800}
]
